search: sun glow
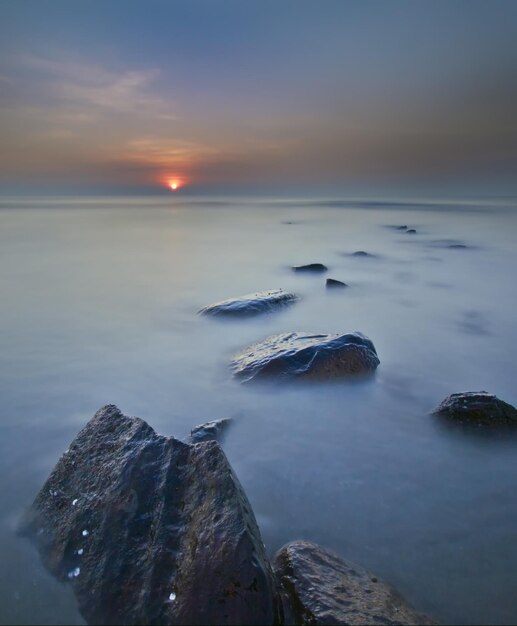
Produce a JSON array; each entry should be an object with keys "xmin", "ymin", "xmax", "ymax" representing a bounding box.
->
[{"xmin": 162, "ymin": 175, "xmax": 187, "ymax": 191}]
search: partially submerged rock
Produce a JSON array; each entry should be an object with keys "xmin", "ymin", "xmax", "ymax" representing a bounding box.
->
[
  {"xmin": 432, "ymin": 391, "xmax": 517, "ymax": 425},
  {"xmin": 292, "ymin": 263, "xmax": 328, "ymax": 273},
  {"xmin": 274, "ymin": 541, "xmax": 436, "ymax": 626},
  {"xmin": 350, "ymin": 251, "xmax": 376, "ymax": 258},
  {"xmin": 231, "ymin": 332, "xmax": 379, "ymax": 383},
  {"xmin": 428, "ymin": 239, "xmax": 471, "ymax": 250},
  {"xmin": 20, "ymin": 405, "xmax": 279, "ymax": 626},
  {"xmin": 384, "ymin": 225, "xmax": 407, "ymax": 231},
  {"xmin": 406, "ymin": 229, "xmax": 417, "ymax": 234},
  {"xmin": 199, "ymin": 289, "xmax": 297, "ymax": 317},
  {"xmin": 326, "ymin": 278, "xmax": 348, "ymax": 289},
  {"xmin": 188, "ymin": 417, "xmax": 232, "ymax": 443}
]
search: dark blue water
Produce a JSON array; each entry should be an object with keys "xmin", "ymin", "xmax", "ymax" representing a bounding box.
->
[{"xmin": 1, "ymin": 196, "xmax": 516, "ymax": 625}]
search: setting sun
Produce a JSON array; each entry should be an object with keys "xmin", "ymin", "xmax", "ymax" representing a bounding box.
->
[{"xmin": 162, "ymin": 176, "xmax": 187, "ymax": 191}]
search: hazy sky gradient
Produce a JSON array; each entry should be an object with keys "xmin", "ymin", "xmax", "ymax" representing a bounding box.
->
[{"xmin": 0, "ymin": 0, "xmax": 516, "ymax": 194}]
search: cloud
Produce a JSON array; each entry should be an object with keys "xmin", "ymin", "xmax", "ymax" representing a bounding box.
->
[
  {"xmin": 123, "ymin": 137, "xmax": 217, "ymax": 168},
  {"xmin": 1, "ymin": 43, "xmax": 516, "ymax": 193},
  {"xmin": 18, "ymin": 55, "xmax": 175, "ymax": 119},
  {"xmin": 0, "ymin": 53, "xmax": 187, "ymax": 184}
]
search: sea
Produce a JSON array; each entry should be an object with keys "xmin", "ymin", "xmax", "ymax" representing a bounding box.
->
[{"xmin": 1, "ymin": 195, "xmax": 516, "ymax": 625}]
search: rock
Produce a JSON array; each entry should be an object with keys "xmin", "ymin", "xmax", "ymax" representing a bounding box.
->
[
  {"xmin": 20, "ymin": 405, "xmax": 279, "ymax": 626},
  {"xmin": 292, "ymin": 263, "xmax": 328, "ymax": 273},
  {"xmin": 199, "ymin": 289, "xmax": 297, "ymax": 317},
  {"xmin": 231, "ymin": 332, "xmax": 379, "ymax": 383},
  {"xmin": 350, "ymin": 251, "xmax": 375, "ymax": 258},
  {"xmin": 397, "ymin": 225, "xmax": 408, "ymax": 230},
  {"xmin": 406, "ymin": 229, "xmax": 417, "ymax": 234},
  {"xmin": 188, "ymin": 417, "xmax": 232, "ymax": 443},
  {"xmin": 274, "ymin": 541, "xmax": 436, "ymax": 626},
  {"xmin": 432, "ymin": 391, "xmax": 517, "ymax": 425},
  {"xmin": 428, "ymin": 239, "xmax": 471, "ymax": 250},
  {"xmin": 326, "ymin": 279, "xmax": 348, "ymax": 289}
]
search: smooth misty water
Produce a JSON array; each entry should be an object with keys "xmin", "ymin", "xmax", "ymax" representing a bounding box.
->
[{"xmin": 1, "ymin": 196, "xmax": 517, "ymax": 625}]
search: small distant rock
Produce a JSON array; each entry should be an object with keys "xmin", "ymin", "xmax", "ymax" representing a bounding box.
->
[
  {"xmin": 406, "ymin": 229, "xmax": 417, "ymax": 234},
  {"xmin": 326, "ymin": 278, "xmax": 348, "ymax": 289},
  {"xmin": 292, "ymin": 263, "xmax": 328, "ymax": 273},
  {"xmin": 199, "ymin": 289, "xmax": 297, "ymax": 317},
  {"xmin": 428, "ymin": 239, "xmax": 471, "ymax": 250},
  {"xmin": 432, "ymin": 391, "xmax": 517, "ymax": 425},
  {"xmin": 188, "ymin": 418, "xmax": 232, "ymax": 444},
  {"xmin": 274, "ymin": 541, "xmax": 437, "ymax": 626},
  {"xmin": 350, "ymin": 251, "xmax": 375, "ymax": 258},
  {"xmin": 231, "ymin": 331, "xmax": 379, "ymax": 383},
  {"xmin": 397, "ymin": 225, "xmax": 408, "ymax": 230}
]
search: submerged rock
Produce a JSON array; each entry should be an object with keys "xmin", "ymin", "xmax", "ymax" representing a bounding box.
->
[
  {"xmin": 432, "ymin": 391, "xmax": 517, "ymax": 425},
  {"xmin": 274, "ymin": 541, "xmax": 436, "ymax": 626},
  {"xmin": 199, "ymin": 289, "xmax": 297, "ymax": 317},
  {"xmin": 188, "ymin": 417, "xmax": 232, "ymax": 443},
  {"xmin": 231, "ymin": 332, "xmax": 379, "ymax": 383},
  {"xmin": 20, "ymin": 405, "xmax": 279, "ymax": 626},
  {"xmin": 428, "ymin": 239, "xmax": 471, "ymax": 250},
  {"xmin": 350, "ymin": 251, "xmax": 376, "ymax": 258},
  {"xmin": 406, "ymin": 229, "xmax": 417, "ymax": 234},
  {"xmin": 292, "ymin": 263, "xmax": 328, "ymax": 273},
  {"xmin": 326, "ymin": 278, "xmax": 348, "ymax": 289}
]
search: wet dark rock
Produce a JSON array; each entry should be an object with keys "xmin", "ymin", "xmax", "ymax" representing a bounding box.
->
[
  {"xmin": 20, "ymin": 405, "xmax": 279, "ymax": 626},
  {"xmin": 187, "ymin": 417, "xmax": 232, "ymax": 443},
  {"xmin": 292, "ymin": 263, "xmax": 328, "ymax": 273},
  {"xmin": 432, "ymin": 391, "xmax": 517, "ymax": 425},
  {"xmin": 199, "ymin": 289, "xmax": 297, "ymax": 317},
  {"xmin": 406, "ymin": 229, "xmax": 417, "ymax": 234},
  {"xmin": 326, "ymin": 278, "xmax": 348, "ymax": 289},
  {"xmin": 231, "ymin": 332, "xmax": 379, "ymax": 383},
  {"xmin": 274, "ymin": 541, "xmax": 436, "ymax": 626},
  {"xmin": 397, "ymin": 225, "xmax": 408, "ymax": 230}
]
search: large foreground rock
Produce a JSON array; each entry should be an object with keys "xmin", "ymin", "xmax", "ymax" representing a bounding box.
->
[
  {"xmin": 432, "ymin": 391, "xmax": 517, "ymax": 425},
  {"xmin": 20, "ymin": 405, "xmax": 279, "ymax": 626},
  {"xmin": 199, "ymin": 289, "xmax": 297, "ymax": 317},
  {"xmin": 231, "ymin": 332, "xmax": 379, "ymax": 383},
  {"xmin": 274, "ymin": 541, "xmax": 435, "ymax": 625}
]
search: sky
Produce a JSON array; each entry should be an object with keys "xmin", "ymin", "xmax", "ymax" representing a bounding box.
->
[{"xmin": 0, "ymin": 0, "xmax": 516, "ymax": 196}]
